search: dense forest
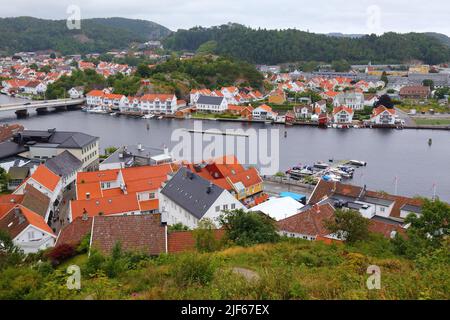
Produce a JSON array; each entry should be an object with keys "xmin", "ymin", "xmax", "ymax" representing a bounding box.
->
[
  {"xmin": 0, "ymin": 17, "xmax": 171, "ymax": 55},
  {"xmin": 164, "ymin": 24, "xmax": 450, "ymax": 65}
]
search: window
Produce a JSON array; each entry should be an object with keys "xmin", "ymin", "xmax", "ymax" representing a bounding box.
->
[
  {"xmin": 223, "ymin": 204, "xmax": 228, "ymax": 210},
  {"xmin": 215, "ymin": 206, "xmax": 220, "ymax": 212},
  {"xmin": 231, "ymin": 204, "xmax": 236, "ymax": 209},
  {"xmin": 380, "ymin": 207, "xmax": 385, "ymax": 212},
  {"xmin": 28, "ymin": 231, "xmax": 35, "ymax": 240}
]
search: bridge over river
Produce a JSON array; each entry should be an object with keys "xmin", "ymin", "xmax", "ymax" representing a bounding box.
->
[{"xmin": 0, "ymin": 98, "xmax": 86, "ymax": 117}]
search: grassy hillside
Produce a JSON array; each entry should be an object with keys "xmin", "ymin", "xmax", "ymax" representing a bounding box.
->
[
  {"xmin": 1, "ymin": 236, "xmax": 448, "ymax": 300},
  {"xmin": 0, "ymin": 17, "xmax": 171, "ymax": 55},
  {"xmin": 164, "ymin": 24, "xmax": 450, "ymax": 65}
]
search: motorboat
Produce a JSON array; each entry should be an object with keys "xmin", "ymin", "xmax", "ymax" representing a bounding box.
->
[
  {"xmin": 142, "ymin": 114, "xmax": 154, "ymax": 119},
  {"xmin": 348, "ymin": 160, "xmax": 367, "ymax": 167},
  {"xmin": 313, "ymin": 162, "xmax": 329, "ymax": 170}
]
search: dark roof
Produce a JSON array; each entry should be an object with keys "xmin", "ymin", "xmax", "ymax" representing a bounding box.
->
[
  {"xmin": 161, "ymin": 167, "xmax": 224, "ymax": 219},
  {"xmin": 0, "ymin": 141, "xmax": 27, "ymax": 159},
  {"xmin": 18, "ymin": 130, "xmax": 98, "ymax": 149},
  {"xmin": 400, "ymin": 203, "xmax": 422, "ymax": 214},
  {"xmin": 45, "ymin": 151, "xmax": 82, "ymax": 177},
  {"xmin": 196, "ymin": 95, "xmax": 225, "ymax": 106},
  {"xmin": 91, "ymin": 214, "xmax": 166, "ymax": 255},
  {"xmin": 8, "ymin": 166, "xmax": 30, "ymax": 180},
  {"xmin": 21, "ymin": 184, "xmax": 51, "ymax": 218}
]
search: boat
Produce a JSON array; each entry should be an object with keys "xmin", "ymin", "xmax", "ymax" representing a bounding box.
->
[
  {"xmin": 157, "ymin": 116, "xmax": 163, "ymax": 120},
  {"xmin": 110, "ymin": 112, "xmax": 117, "ymax": 116},
  {"xmin": 313, "ymin": 162, "xmax": 330, "ymax": 170},
  {"xmin": 347, "ymin": 160, "xmax": 367, "ymax": 167},
  {"xmin": 142, "ymin": 114, "xmax": 154, "ymax": 119}
]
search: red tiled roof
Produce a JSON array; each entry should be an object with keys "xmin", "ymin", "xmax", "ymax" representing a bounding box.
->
[
  {"xmin": 333, "ymin": 105, "xmax": 354, "ymax": 115},
  {"xmin": 70, "ymin": 194, "xmax": 140, "ymax": 220},
  {"xmin": 91, "ymin": 214, "xmax": 166, "ymax": 255},
  {"xmin": 30, "ymin": 165, "xmax": 60, "ymax": 192},
  {"xmin": 139, "ymin": 199, "xmax": 159, "ymax": 211},
  {"xmin": 277, "ymin": 204, "xmax": 335, "ymax": 238},
  {"xmin": 56, "ymin": 216, "xmax": 93, "ymax": 247}
]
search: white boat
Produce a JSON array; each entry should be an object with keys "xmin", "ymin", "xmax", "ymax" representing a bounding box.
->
[
  {"xmin": 314, "ymin": 162, "xmax": 329, "ymax": 170},
  {"xmin": 142, "ymin": 114, "xmax": 154, "ymax": 119},
  {"xmin": 157, "ymin": 116, "xmax": 163, "ymax": 120},
  {"xmin": 86, "ymin": 106, "xmax": 108, "ymax": 114},
  {"xmin": 348, "ymin": 160, "xmax": 367, "ymax": 167},
  {"xmin": 110, "ymin": 112, "xmax": 117, "ymax": 116}
]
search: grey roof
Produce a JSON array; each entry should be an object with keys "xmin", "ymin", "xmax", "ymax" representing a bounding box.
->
[
  {"xmin": 102, "ymin": 145, "xmax": 165, "ymax": 165},
  {"xmin": 371, "ymin": 215, "xmax": 404, "ymax": 226},
  {"xmin": 362, "ymin": 196, "xmax": 394, "ymax": 207},
  {"xmin": 7, "ymin": 166, "xmax": 30, "ymax": 180},
  {"xmin": 17, "ymin": 130, "xmax": 98, "ymax": 149},
  {"xmin": 0, "ymin": 141, "xmax": 27, "ymax": 159},
  {"xmin": 400, "ymin": 204, "xmax": 422, "ymax": 214},
  {"xmin": 45, "ymin": 151, "xmax": 82, "ymax": 177},
  {"xmin": 196, "ymin": 95, "xmax": 225, "ymax": 106},
  {"xmin": 160, "ymin": 167, "xmax": 224, "ymax": 219}
]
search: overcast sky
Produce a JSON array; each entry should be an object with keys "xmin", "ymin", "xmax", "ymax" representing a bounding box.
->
[{"xmin": 2, "ymin": 0, "xmax": 450, "ymax": 35}]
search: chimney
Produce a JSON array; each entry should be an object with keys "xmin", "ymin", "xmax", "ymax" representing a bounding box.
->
[
  {"xmin": 82, "ymin": 209, "xmax": 88, "ymax": 221},
  {"xmin": 206, "ymin": 182, "xmax": 213, "ymax": 194},
  {"xmin": 86, "ymin": 192, "xmax": 90, "ymax": 200}
]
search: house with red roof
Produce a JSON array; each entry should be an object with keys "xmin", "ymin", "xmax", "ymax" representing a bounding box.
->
[
  {"xmin": 0, "ymin": 205, "xmax": 56, "ymax": 254},
  {"xmin": 13, "ymin": 165, "xmax": 62, "ymax": 222},
  {"xmin": 370, "ymin": 106, "xmax": 397, "ymax": 125},
  {"xmin": 332, "ymin": 106, "xmax": 354, "ymax": 124},
  {"xmin": 70, "ymin": 164, "xmax": 173, "ymax": 221},
  {"xmin": 252, "ymin": 104, "xmax": 277, "ymax": 120}
]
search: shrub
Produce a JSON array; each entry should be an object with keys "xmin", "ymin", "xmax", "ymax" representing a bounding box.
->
[
  {"xmin": 193, "ymin": 219, "xmax": 221, "ymax": 253},
  {"xmin": 45, "ymin": 244, "xmax": 76, "ymax": 266},
  {"xmin": 219, "ymin": 209, "xmax": 280, "ymax": 247},
  {"xmin": 172, "ymin": 253, "xmax": 217, "ymax": 286}
]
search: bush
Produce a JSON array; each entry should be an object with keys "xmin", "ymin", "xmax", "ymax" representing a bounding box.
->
[
  {"xmin": 219, "ymin": 209, "xmax": 280, "ymax": 247},
  {"xmin": 45, "ymin": 244, "xmax": 76, "ymax": 266},
  {"xmin": 172, "ymin": 253, "xmax": 217, "ymax": 286}
]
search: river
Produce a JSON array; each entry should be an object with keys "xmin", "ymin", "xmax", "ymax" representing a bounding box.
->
[{"xmin": 1, "ymin": 95, "xmax": 449, "ymax": 201}]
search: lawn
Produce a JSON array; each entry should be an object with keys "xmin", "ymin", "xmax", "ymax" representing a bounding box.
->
[{"xmin": 414, "ymin": 118, "xmax": 450, "ymax": 126}]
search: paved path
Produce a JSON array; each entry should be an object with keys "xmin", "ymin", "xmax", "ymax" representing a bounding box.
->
[{"xmin": 395, "ymin": 107, "xmax": 416, "ymax": 126}]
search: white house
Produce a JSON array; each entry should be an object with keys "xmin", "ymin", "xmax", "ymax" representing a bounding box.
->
[
  {"xmin": 252, "ymin": 104, "xmax": 277, "ymax": 120},
  {"xmin": 332, "ymin": 106, "xmax": 354, "ymax": 124},
  {"xmin": 370, "ymin": 106, "xmax": 397, "ymax": 125},
  {"xmin": 333, "ymin": 92, "xmax": 365, "ymax": 110},
  {"xmin": 68, "ymin": 87, "xmax": 84, "ymax": 99},
  {"xmin": 0, "ymin": 205, "xmax": 56, "ymax": 254},
  {"xmin": 13, "ymin": 165, "xmax": 63, "ymax": 222},
  {"xmin": 159, "ymin": 168, "xmax": 245, "ymax": 229},
  {"xmin": 139, "ymin": 94, "xmax": 178, "ymax": 114},
  {"xmin": 195, "ymin": 95, "xmax": 228, "ymax": 113},
  {"xmin": 23, "ymin": 81, "xmax": 47, "ymax": 95}
]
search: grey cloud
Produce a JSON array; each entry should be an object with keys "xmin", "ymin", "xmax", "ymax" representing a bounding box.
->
[{"xmin": 1, "ymin": 0, "xmax": 449, "ymax": 35}]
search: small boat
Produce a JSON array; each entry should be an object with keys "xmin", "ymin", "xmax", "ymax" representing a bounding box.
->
[
  {"xmin": 428, "ymin": 138, "xmax": 432, "ymax": 146},
  {"xmin": 110, "ymin": 112, "xmax": 117, "ymax": 116},
  {"xmin": 142, "ymin": 114, "xmax": 154, "ymax": 119},
  {"xmin": 314, "ymin": 162, "xmax": 330, "ymax": 170},
  {"xmin": 348, "ymin": 160, "xmax": 367, "ymax": 167},
  {"xmin": 157, "ymin": 116, "xmax": 163, "ymax": 120}
]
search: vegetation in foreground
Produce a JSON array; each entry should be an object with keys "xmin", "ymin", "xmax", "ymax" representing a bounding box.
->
[{"xmin": 0, "ymin": 202, "xmax": 448, "ymax": 300}]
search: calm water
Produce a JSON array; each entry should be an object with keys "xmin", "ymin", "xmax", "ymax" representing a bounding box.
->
[{"xmin": 1, "ymin": 95, "xmax": 449, "ymax": 201}]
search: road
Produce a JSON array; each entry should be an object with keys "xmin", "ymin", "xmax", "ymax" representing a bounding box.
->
[
  {"xmin": 395, "ymin": 107, "xmax": 416, "ymax": 126},
  {"xmin": 0, "ymin": 98, "xmax": 85, "ymax": 112}
]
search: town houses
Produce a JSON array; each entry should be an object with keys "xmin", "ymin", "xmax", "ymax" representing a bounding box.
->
[
  {"xmin": 85, "ymin": 90, "xmax": 179, "ymax": 115},
  {"xmin": 332, "ymin": 106, "xmax": 354, "ymax": 124}
]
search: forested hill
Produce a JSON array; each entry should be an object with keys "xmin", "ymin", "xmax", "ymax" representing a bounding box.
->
[
  {"xmin": 164, "ymin": 24, "xmax": 450, "ymax": 65},
  {"xmin": 0, "ymin": 17, "xmax": 171, "ymax": 55}
]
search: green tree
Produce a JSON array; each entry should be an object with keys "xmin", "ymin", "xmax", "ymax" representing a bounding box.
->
[
  {"xmin": 0, "ymin": 168, "xmax": 9, "ymax": 193},
  {"xmin": 422, "ymin": 79, "xmax": 435, "ymax": 90},
  {"xmin": 196, "ymin": 40, "xmax": 218, "ymax": 55},
  {"xmin": 136, "ymin": 64, "xmax": 152, "ymax": 78},
  {"xmin": 219, "ymin": 209, "xmax": 280, "ymax": 246},
  {"xmin": 193, "ymin": 219, "xmax": 220, "ymax": 252},
  {"xmin": 331, "ymin": 59, "xmax": 351, "ymax": 72},
  {"xmin": 168, "ymin": 223, "xmax": 190, "ymax": 232},
  {"xmin": 405, "ymin": 198, "xmax": 449, "ymax": 247},
  {"xmin": 324, "ymin": 209, "xmax": 369, "ymax": 243}
]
